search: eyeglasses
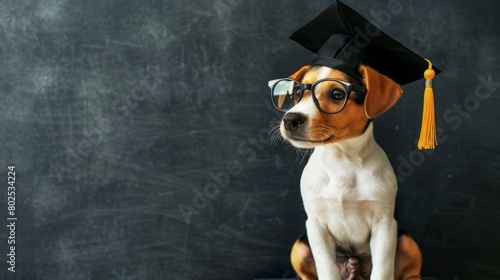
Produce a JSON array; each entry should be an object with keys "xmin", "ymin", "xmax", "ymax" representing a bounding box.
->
[{"xmin": 268, "ymin": 78, "xmax": 366, "ymax": 114}]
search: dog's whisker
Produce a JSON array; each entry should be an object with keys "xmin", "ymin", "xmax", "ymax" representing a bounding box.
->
[
  {"xmin": 284, "ymin": 144, "xmax": 296, "ymax": 152},
  {"xmin": 268, "ymin": 122, "xmax": 283, "ymax": 147},
  {"xmin": 298, "ymin": 148, "xmax": 313, "ymax": 164},
  {"xmin": 270, "ymin": 129, "xmax": 283, "ymax": 146},
  {"xmin": 295, "ymin": 148, "xmax": 305, "ymax": 163}
]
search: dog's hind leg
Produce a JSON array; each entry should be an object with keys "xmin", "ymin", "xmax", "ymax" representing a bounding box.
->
[
  {"xmin": 291, "ymin": 234, "xmax": 318, "ymax": 280},
  {"xmin": 394, "ymin": 233, "xmax": 422, "ymax": 280}
]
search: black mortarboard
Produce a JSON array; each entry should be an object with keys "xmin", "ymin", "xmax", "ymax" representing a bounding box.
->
[
  {"xmin": 288, "ymin": 0, "xmax": 440, "ymax": 85},
  {"xmin": 287, "ymin": 0, "xmax": 441, "ymax": 149}
]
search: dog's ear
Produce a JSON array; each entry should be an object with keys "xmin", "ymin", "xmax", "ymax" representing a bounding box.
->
[
  {"xmin": 359, "ymin": 65, "xmax": 403, "ymax": 119},
  {"xmin": 289, "ymin": 65, "xmax": 312, "ymax": 81}
]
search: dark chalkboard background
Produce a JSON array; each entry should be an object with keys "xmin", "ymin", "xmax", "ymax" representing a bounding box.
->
[{"xmin": 0, "ymin": 0, "xmax": 499, "ymax": 279}]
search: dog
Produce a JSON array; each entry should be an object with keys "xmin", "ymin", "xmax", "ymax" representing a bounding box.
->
[{"xmin": 276, "ymin": 64, "xmax": 422, "ymax": 280}]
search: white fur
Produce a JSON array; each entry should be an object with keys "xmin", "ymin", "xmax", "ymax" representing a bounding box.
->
[{"xmin": 300, "ymin": 122, "xmax": 398, "ymax": 280}]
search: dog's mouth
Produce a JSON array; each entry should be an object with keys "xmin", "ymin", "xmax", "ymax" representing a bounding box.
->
[
  {"xmin": 282, "ymin": 131, "xmax": 335, "ymax": 146},
  {"xmin": 279, "ymin": 121, "xmax": 336, "ymax": 147},
  {"xmin": 290, "ymin": 135, "xmax": 334, "ymax": 143}
]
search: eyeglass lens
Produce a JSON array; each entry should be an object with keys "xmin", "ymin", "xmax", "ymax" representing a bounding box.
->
[{"xmin": 271, "ymin": 79, "xmax": 348, "ymax": 113}]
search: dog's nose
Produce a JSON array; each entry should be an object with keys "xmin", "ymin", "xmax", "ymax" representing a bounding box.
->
[{"xmin": 283, "ymin": 112, "xmax": 306, "ymax": 131}]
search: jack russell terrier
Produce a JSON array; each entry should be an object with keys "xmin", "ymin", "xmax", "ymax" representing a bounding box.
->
[
  {"xmin": 269, "ymin": 1, "xmax": 440, "ymax": 278},
  {"xmin": 270, "ymin": 64, "xmax": 422, "ymax": 280}
]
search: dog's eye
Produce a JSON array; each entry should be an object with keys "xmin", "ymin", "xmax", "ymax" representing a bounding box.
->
[
  {"xmin": 329, "ymin": 89, "xmax": 346, "ymax": 101},
  {"xmin": 292, "ymin": 87, "xmax": 303, "ymax": 103}
]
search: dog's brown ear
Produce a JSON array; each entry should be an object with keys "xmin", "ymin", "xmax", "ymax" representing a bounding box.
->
[
  {"xmin": 359, "ymin": 65, "xmax": 403, "ymax": 119},
  {"xmin": 289, "ymin": 65, "xmax": 312, "ymax": 80}
]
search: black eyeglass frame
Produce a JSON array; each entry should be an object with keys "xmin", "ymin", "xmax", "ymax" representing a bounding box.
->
[{"xmin": 270, "ymin": 78, "xmax": 366, "ymax": 114}]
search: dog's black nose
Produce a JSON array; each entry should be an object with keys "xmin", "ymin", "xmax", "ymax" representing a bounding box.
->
[{"xmin": 283, "ymin": 112, "xmax": 306, "ymax": 131}]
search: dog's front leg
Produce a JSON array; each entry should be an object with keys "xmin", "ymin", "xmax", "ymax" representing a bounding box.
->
[
  {"xmin": 369, "ymin": 218, "xmax": 398, "ymax": 280},
  {"xmin": 306, "ymin": 219, "xmax": 339, "ymax": 280}
]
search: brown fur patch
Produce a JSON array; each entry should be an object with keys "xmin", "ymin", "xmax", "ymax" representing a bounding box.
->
[
  {"xmin": 290, "ymin": 65, "xmax": 312, "ymax": 80},
  {"xmin": 394, "ymin": 234, "xmax": 422, "ymax": 280},
  {"xmin": 291, "ymin": 235, "xmax": 318, "ymax": 280}
]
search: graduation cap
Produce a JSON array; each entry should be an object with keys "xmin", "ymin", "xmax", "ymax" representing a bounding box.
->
[{"xmin": 288, "ymin": 0, "xmax": 441, "ymax": 149}]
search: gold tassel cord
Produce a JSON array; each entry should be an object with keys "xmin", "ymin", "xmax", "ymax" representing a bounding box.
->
[{"xmin": 417, "ymin": 58, "xmax": 437, "ymax": 150}]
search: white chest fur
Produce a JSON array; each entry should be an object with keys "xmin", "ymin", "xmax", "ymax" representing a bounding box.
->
[{"xmin": 300, "ymin": 122, "xmax": 397, "ymax": 249}]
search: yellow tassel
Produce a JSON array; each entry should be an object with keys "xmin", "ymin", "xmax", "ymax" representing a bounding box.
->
[{"xmin": 417, "ymin": 58, "xmax": 437, "ymax": 150}]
